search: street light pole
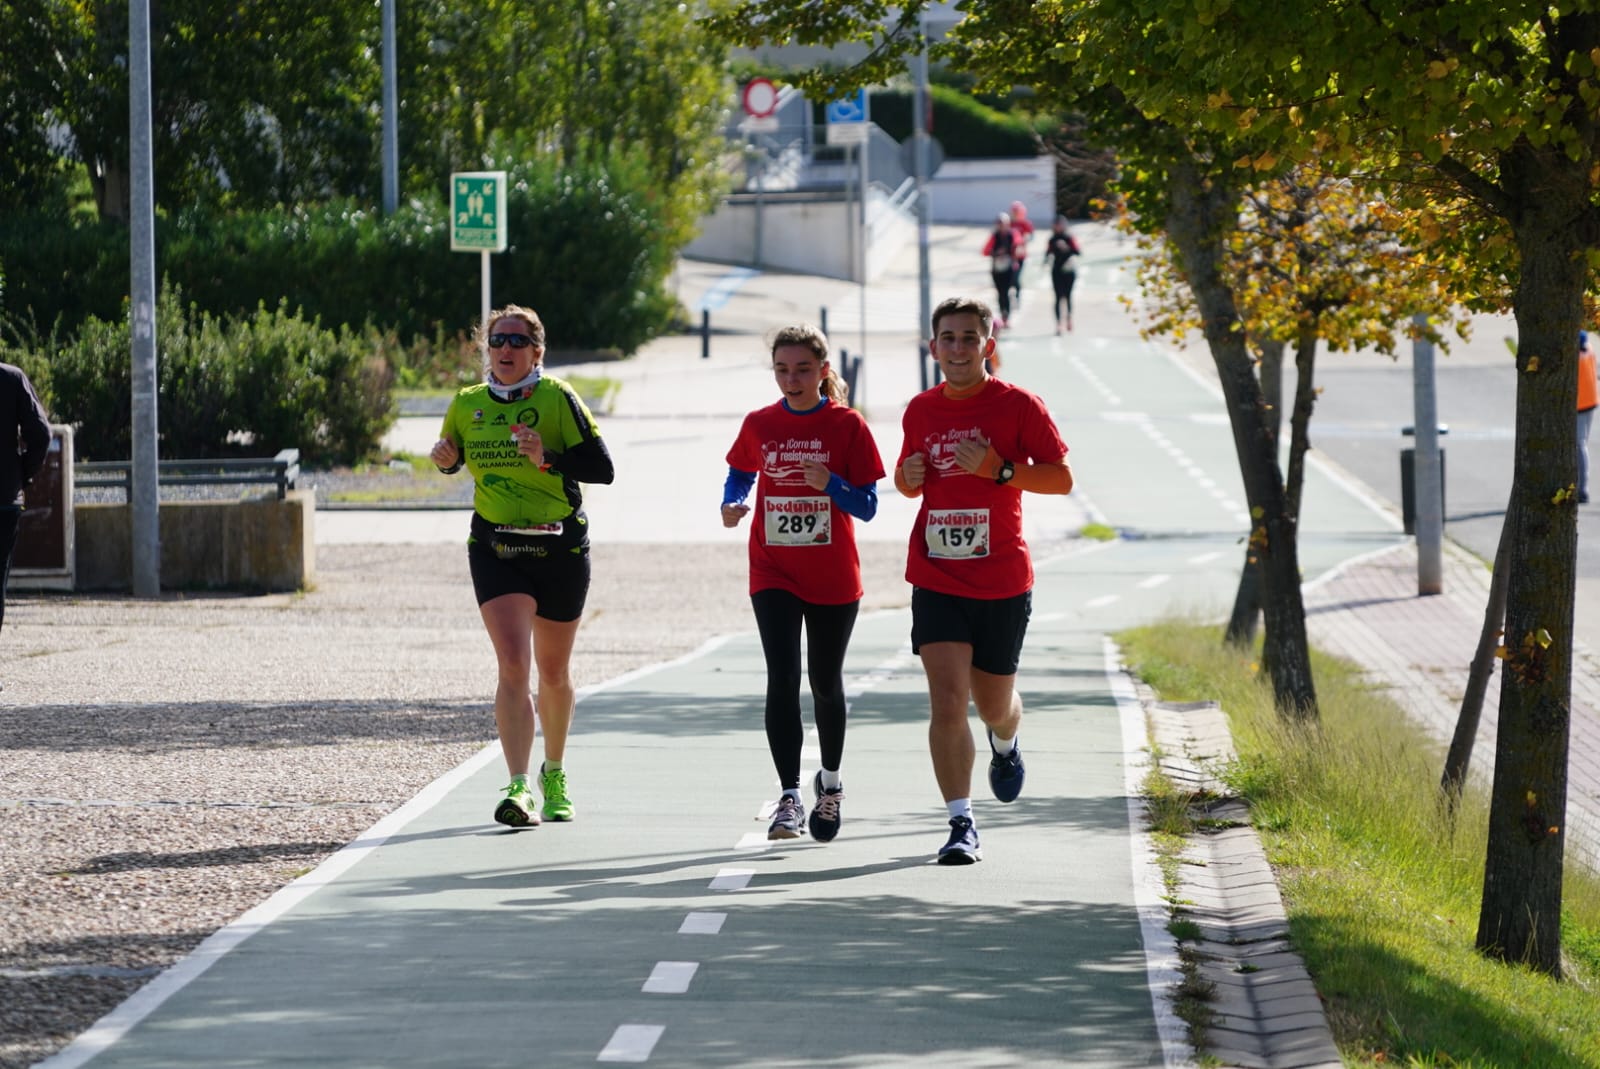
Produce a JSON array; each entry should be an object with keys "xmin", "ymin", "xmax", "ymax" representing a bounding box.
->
[
  {"xmin": 914, "ymin": 15, "xmax": 932, "ymax": 390},
  {"xmin": 382, "ymin": 0, "xmax": 399, "ymax": 214},
  {"xmin": 129, "ymin": 0, "xmax": 160, "ymax": 597},
  {"xmin": 1413, "ymin": 312, "xmax": 1444, "ymax": 594}
]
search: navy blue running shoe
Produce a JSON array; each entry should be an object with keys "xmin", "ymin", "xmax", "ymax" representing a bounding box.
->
[
  {"xmin": 808, "ymin": 771, "xmax": 844, "ymax": 843},
  {"xmin": 937, "ymin": 816, "xmax": 981, "ymax": 865},
  {"xmin": 986, "ymin": 728, "xmax": 1025, "ymax": 803}
]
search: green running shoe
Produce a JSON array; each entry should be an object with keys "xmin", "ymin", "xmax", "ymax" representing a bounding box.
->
[
  {"xmin": 540, "ymin": 763, "xmax": 575, "ymax": 822},
  {"xmin": 493, "ymin": 780, "xmax": 540, "ymax": 828}
]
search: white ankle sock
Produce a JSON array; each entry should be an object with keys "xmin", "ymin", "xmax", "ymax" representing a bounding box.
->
[
  {"xmin": 990, "ymin": 731, "xmax": 1017, "ymax": 756},
  {"xmin": 820, "ymin": 768, "xmax": 841, "ymax": 791},
  {"xmin": 947, "ymin": 798, "xmax": 973, "ymax": 821}
]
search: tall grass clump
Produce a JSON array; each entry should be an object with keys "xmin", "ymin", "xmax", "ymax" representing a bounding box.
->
[{"xmin": 1119, "ymin": 620, "xmax": 1600, "ymax": 1068}]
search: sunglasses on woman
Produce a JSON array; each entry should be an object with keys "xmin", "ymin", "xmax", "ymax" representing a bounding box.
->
[{"xmin": 488, "ymin": 332, "xmax": 536, "ymax": 349}]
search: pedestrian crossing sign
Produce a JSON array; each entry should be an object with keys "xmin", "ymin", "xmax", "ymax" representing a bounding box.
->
[{"xmin": 450, "ymin": 171, "xmax": 507, "ymax": 252}]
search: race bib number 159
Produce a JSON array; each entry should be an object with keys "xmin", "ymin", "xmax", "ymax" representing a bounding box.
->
[{"xmin": 925, "ymin": 508, "xmax": 989, "ymax": 559}]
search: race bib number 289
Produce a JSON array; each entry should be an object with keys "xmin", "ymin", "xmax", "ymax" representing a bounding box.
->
[
  {"xmin": 765, "ymin": 496, "xmax": 832, "ymax": 546},
  {"xmin": 925, "ymin": 508, "xmax": 990, "ymax": 559}
]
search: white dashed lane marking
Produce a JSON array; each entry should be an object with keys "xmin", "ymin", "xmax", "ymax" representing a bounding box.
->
[
  {"xmin": 678, "ymin": 912, "xmax": 725, "ymax": 935},
  {"xmin": 708, "ymin": 869, "xmax": 754, "ymax": 891},
  {"xmin": 641, "ymin": 962, "xmax": 698, "ymax": 994},
  {"xmin": 597, "ymin": 1024, "xmax": 665, "ymax": 1062}
]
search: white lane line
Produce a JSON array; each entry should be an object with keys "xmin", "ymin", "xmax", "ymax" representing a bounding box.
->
[
  {"xmin": 642, "ymin": 962, "xmax": 698, "ymax": 994},
  {"xmin": 1104, "ymin": 636, "xmax": 1193, "ymax": 1068},
  {"xmin": 1188, "ymin": 551, "xmax": 1224, "ymax": 565},
  {"xmin": 708, "ymin": 869, "xmax": 754, "ymax": 891},
  {"xmin": 844, "ymin": 641, "xmax": 917, "ymax": 698},
  {"xmin": 1110, "ymin": 410, "xmax": 1243, "ymax": 523},
  {"xmin": 598, "ymin": 1024, "xmax": 666, "ymax": 1063},
  {"xmin": 1086, "ymin": 594, "xmax": 1120, "ymax": 608},
  {"xmin": 1068, "ymin": 353, "xmax": 1123, "ymax": 407},
  {"xmin": 1137, "ymin": 574, "xmax": 1171, "ymax": 590},
  {"xmin": 679, "ymin": 912, "xmax": 726, "ymax": 935}
]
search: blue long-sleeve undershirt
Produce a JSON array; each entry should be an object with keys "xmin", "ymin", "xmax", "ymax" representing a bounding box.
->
[{"xmin": 722, "ymin": 467, "xmax": 878, "ymax": 522}]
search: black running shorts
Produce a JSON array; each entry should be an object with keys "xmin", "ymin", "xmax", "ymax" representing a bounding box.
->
[
  {"xmin": 910, "ymin": 587, "xmax": 1032, "ymax": 676},
  {"xmin": 467, "ymin": 512, "xmax": 592, "ymax": 621}
]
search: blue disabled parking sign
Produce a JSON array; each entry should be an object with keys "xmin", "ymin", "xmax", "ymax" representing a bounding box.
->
[{"xmin": 825, "ymin": 89, "xmax": 869, "ymax": 145}]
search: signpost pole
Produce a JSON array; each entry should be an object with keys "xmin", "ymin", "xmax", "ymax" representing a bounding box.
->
[{"xmin": 481, "ymin": 250, "xmax": 491, "ymax": 332}]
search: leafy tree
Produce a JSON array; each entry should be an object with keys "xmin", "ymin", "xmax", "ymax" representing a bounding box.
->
[
  {"xmin": 1098, "ymin": 0, "xmax": 1599, "ymax": 981},
  {"xmin": 3, "ymin": 1, "xmax": 380, "ymax": 221},
  {"xmin": 1125, "ymin": 169, "xmax": 1471, "ymax": 642},
  {"xmin": 399, "ymin": 0, "xmax": 729, "ymax": 247}
]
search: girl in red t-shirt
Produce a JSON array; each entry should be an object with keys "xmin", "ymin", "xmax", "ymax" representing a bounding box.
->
[{"xmin": 722, "ymin": 325, "xmax": 886, "ymax": 842}]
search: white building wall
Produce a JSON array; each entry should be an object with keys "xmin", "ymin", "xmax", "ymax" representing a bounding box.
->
[
  {"xmin": 685, "ymin": 155, "xmax": 1054, "ymax": 280},
  {"xmin": 924, "ymin": 156, "xmax": 1056, "ymax": 227}
]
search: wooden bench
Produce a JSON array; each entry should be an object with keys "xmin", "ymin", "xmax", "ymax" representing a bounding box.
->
[{"xmin": 75, "ymin": 448, "xmax": 301, "ymax": 501}]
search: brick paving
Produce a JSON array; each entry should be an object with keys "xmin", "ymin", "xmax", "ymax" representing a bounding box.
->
[{"xmin": 1303, "ymin": 540, "xmax": 1600, "ymax": 871}]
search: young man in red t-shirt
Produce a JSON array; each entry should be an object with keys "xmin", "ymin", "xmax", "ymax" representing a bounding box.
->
[{"xmin": 894, "ymin": 296, "xmax": 1074, "ymax": 863}]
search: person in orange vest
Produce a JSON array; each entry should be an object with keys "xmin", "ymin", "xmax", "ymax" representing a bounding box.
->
[{"xmin": 1579, "ymin": 330, "xmax": 1597, "ymax": 504}]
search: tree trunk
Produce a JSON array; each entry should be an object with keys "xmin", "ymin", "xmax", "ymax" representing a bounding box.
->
[
  {"xmin": 1442, "ymin": 493, "xmax": 1514, "ymax": 811},
  {"xmin": 1165, "ymin": 155, "xmax": 1316, "ymax": 718},
  {"xmin": 1225, "ymin": 338, "xmax": 1285, "ymax": 647},
  {"xmin": 1283, "ymin": 326, "xmax": 1318, "ymax": 524},
  {"xmin": 1474, "ymin": 144, "xmax": 1581, "ymax": 975},
  {"xmin": 1224, "ymin": 547, "xmax": 1262, "ymax": 647}
]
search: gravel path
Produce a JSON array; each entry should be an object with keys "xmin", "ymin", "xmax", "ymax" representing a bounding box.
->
[{"xmin": 0, "ymin": 538, "xmax": 913, "ymax": 1069}]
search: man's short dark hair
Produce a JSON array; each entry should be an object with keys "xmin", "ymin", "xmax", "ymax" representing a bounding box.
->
[{"xmin": 931, "ymin": 296, "xmax": 995, "ymax": 337}]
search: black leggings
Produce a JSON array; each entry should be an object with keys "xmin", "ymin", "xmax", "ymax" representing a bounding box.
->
[
  {"xmin": 750, "ymin": 589, "xmax": 859, "ymax": 790},
  {"xmin": 1053, "ymin": 269, "xmax": 1077, "ymax": 321},
  {"xmin": 991, "ymin": 269, "xmax": 1014, "ymax": 322}
]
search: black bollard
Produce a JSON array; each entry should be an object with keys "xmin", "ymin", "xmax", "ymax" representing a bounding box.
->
[{"xmin": 702, "ymin": 308, "xmax": 710, "ymax": 359}]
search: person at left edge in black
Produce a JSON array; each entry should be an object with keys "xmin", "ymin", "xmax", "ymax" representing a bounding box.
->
[{"xmin": 1, "ymin": 361, "xmax": 51, "ymax": 691}]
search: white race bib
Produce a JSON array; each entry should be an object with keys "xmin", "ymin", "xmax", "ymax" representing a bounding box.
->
[
  {"xmin": 495, "ymin": 522, "xmax": 563, "ymax": 536},
  {"xmin": 925, "ymin": 508, "xmax": 990, "ymax": 559},
  {"xmin": 764, "ymin": 496, "xmax": 832, "ymax": 546}
]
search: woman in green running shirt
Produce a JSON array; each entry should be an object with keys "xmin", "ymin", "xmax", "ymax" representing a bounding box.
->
[{"xmin": 431, "ymin": 304, "xmax": 615, "ymax": 829}]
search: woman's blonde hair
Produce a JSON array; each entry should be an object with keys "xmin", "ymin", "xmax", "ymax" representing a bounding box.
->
[
  {"xmin": 769, "ymin": 323, "xmax": 848, "ymax": 405},
  {"xmin": 474, "ymin": 304, "xmax": 546, "ymax": 376}
]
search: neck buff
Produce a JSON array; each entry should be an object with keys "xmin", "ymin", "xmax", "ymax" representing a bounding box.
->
[{"xmin": 487, "ymin": 366, "xmax": 541, "ymax": 402}]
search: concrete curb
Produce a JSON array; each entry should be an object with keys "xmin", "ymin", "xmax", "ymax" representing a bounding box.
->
[{"xmin": 1144, "ymin": 697, "xmax": 1343, "ymax": 1069}]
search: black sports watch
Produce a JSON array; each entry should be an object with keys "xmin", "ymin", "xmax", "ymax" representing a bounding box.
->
[{"xmin": 995, "ymin": 459, "xmax": 1015, "ymax": 485}]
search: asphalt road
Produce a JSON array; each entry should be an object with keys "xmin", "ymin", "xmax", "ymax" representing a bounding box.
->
[{"xmin": 1304, "ymin": 313, "xmax": 1600, "ymax": 643}]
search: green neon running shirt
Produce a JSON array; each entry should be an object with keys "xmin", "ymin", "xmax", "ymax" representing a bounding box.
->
[{"xmin": 439, "ymin": 378, "xmax": 605, "ymax": 526}]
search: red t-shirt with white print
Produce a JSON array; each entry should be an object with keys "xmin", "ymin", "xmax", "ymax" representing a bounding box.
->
[
  {"xmin": 897, "ymin": 378, "xmax": 1067, "ymax": 600},
  {"xmin": 727, "ymin": 399, "xmax": 886, "ymax": 604}
]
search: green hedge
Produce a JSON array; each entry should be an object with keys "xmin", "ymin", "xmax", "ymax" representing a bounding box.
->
[
  {"xmin": 0, "ymin": 155, "xmax": 680, "ymax": 356},
  {"xmin": 6, "ymin": 283, "xmax": 392, "ymax": 466},
  {"xmin": 861, "ymin": 85, "xmax": 1041, "ymax": 158}
]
